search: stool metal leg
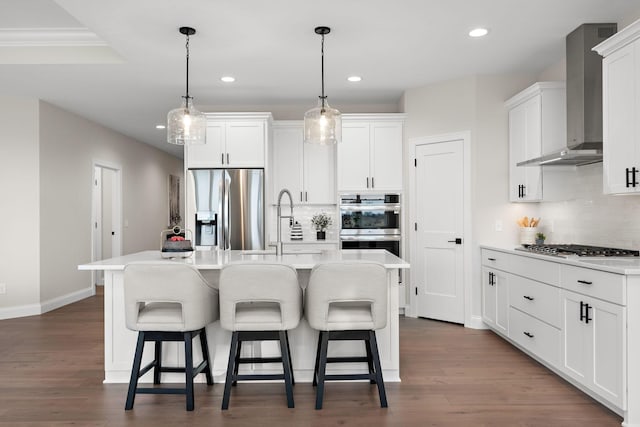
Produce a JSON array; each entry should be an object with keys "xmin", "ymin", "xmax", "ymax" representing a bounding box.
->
[
  {"xmin": 365, "ymin": 337, "xmax": 375, "ymax": 384},
  {"xmin": 184, "ymin": 332, "xmax": 195, "ymax": 411},
  {"xmin": 125, "ymin": 332, "xmax": 145, "ymax": 410},
  {"xmin": 315, "ymin": 331, "xmax": 329, "ymax": 410},
  {"xmin": 368, "ymin": 330, "xmax": 387, "ymax": 408},
  {"xmin": 222, "ymin": 331, "xmax": 239, "ymax": 410},
  {"xmin": 153, "ymin": 340, "xmax": 162, "ymax": 384},
  {"xmin": 279, "ymin": 331, "xmax": 295, "ymax": 408},
  {"xmin": 232, "ymin": 339, "xmax": 242, "ymax": 386},
  {"xmin": 312, "ymin": 332, "xmax": 322, "ymax": 387},
  {"xmin": 285, "ymin": 330, "xmax": 295, "ymax": 386},
  {"xmin": 199, "ymin": 328, "xmax": 214, "ymax": 386}
]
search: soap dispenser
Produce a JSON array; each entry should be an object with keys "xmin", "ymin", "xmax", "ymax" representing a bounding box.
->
[{"xmin": 290, "ymin": 221, "xmax": 303, "ymax": 241}]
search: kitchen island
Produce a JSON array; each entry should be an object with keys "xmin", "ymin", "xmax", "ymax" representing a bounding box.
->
[{"xmin": 78, "ymin": 249, "xmax": 409, "ymax": 384}]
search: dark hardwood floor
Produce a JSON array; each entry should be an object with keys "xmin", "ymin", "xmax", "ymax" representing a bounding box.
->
[{"xmin": 0, "ymin": 287, "xmax": 622, "ymax": 426}]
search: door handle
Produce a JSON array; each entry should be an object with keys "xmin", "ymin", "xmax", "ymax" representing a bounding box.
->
[{"xmin": 447, "ymin": 238, "xmax": 462, "ymax": 244}]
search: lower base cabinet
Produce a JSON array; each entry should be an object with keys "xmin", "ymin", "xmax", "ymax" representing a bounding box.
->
[
  {"xmin": 481, "ymin": 247, "xmax": 628, "ymax": 416},
  {"xmin": 561, "ymin": 289, "xmax": 625, "ymax": 409}
]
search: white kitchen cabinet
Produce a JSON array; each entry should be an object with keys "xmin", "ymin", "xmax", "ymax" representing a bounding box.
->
[
  {"xmin": 338, "ymin": 114, "xmax": 405, "ymax": 192},
  {"xmin": 561, "ymin": 289, "xmax": 625, "ymax": 408},
  {"xmin": 482, "ymin": 266, "xmax": 509, "ymax": 336},
  {"xmin": 185, "ymin": 113, "xmax": 271, "ymax": 168},
  {"xmin": 505, "ymin": 82, "xmax": 565, "ymax": 202},
  {"xmin": 594, "ymin": 20, "xmax": 640, "ymax": 195},
  {"xmin": 271, "ymin": 121, "xmax": 335, "ymax": 204}
]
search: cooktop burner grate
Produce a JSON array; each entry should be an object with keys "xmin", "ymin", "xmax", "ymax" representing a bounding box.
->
[{"xmin": 519, "ymin": 244, "xmax": 640, "ymax": 257}]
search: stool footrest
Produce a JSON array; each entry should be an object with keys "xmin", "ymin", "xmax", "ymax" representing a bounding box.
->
[
  {"xmin": 136, "ymin": 387, "xmax": 186, "ymax": 395},
  {"xmin": 236, "ymin": 374, "xmax": 285, "ymax": 381},
  {"xmin": 324, "ymin": 373, "xmax": 375, "ymax": 382},
  {"xmin": 238, "ymin": 357, "xmax": 282, "ymax": 364},
  {"xmin": 326, "ymin": 356, "xmax": 369, "ymax": 363}
]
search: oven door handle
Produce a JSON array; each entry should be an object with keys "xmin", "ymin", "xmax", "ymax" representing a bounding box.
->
[
  {"xmin": 339, "ymin": 204, "xmax": 401, "ymax": 212},
  {"xmin": 340, "ymin": 235, "xmax": 401, "ymax": 241}
]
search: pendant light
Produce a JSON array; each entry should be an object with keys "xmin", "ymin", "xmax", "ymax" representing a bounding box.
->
[
  {"xmin": 304, "ymin": 26, "xmax": 341, "ymax": 145},
  {"xmin": 167, "ymin": 26, "xmax": 206, "ymax": 145}
]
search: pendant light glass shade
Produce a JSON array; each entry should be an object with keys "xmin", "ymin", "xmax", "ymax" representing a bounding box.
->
[
  {"xmin": 304, "ymin": 97, "xmax": 341, "ymax": 145},
  {"xmin": 167, "ymin": 97, "xmax": 206, "ymax": 145},
  {"xmin": 167, "ymin": 26, "xmax": 206, "ymax": 145},
  {"xmin": 304, "ymin": 26, "xmax": 341, "ymax": 144}
]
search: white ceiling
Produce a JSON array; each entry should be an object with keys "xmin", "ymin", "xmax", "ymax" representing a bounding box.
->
[{"xmin": 0, "ymin": 0, "xmax": 637, "ymax": 158}]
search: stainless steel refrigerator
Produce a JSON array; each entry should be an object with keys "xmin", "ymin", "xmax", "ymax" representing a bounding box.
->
[{"xmin": 187, "ymin": 168, "xmax": 264, "ymax": 250}]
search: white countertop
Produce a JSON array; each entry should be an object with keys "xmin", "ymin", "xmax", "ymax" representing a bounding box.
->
[
  {"xmin": 78, "ymin": 249, "xmax": 409, "ymax": 271},
  {"xmin": 481, "ymin": 245, "xmax": 640, "ymax": 275}
]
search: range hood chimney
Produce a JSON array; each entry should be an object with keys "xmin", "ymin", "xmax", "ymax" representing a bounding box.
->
[{"xmin": 518, "ymin": 23, "xmax": 616, "ymax": 167}]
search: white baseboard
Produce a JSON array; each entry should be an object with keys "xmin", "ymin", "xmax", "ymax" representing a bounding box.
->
[
  {"xmin": 41, "ymin": 286, "xmax": 95, "ymax": 314},
  {"xmin": 0, "ymin": 302, "xmax": 42, "ymax": 320},
  {"xmin": 0, "ymin": 286, "xmax": 95, "ymax": 320},
  {"xmin": 465, "ymin": 314, "xmax": 488, "ymax": 330}
]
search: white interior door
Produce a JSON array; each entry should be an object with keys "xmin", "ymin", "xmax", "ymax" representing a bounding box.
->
[
  {"xmin": 92, "ymin": 162, "xmax": 123, "ymax": 286},
  {"xmin": 414, "ymin": 139, "xmax": 464, "ymax": 323}
]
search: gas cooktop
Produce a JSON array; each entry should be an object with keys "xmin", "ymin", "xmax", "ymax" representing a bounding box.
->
[{"xmin": 516, "ymin": 244, "xmax": 640, "ymax": 258}]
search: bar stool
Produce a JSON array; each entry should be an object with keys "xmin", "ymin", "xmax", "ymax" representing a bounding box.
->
[
  {"xmin": 123, "ymin": 262, "xmax": 219, "ymax": 411},
  {"xmin": 219, "ymin": 263, "xmax": 301, "ymax": 409},
  {"xmin": 305, "ymin": 261, "xmax": 388, "ymax": 409}
]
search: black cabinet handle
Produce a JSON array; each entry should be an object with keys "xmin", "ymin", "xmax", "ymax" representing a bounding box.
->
[
  {"xmin": 585, "ymin": 304, "xmax": 592, "ymax": 324},
  {"xmin": 487, "ymin": 257, "xmax": 496, "ymax": 261},
  {"xmin": 577, "ymin": 280, "xmax": 593, "ymax": 285},
  {"xmin": 580, "ymin": 301, "xmax": 586, "ymax": 322},
  {"xmin": 523, "ymin": 295, "xmax": 534, "ymax": 301},
  {"xmin": 521, "ymin": 185, "xmax": 526, "ymax": 197},
  {"xmin": 226, "ymin": 153, "xmax": 230, "ymax": 164},
  {"xmin": 488, "ymin": 272, "xmax": 495, "ymax": 286},
  {"xmin": 221, "ymin": 153, "xmax": 225, "ymax": 164},
  {"xmin": 371, "ymin": 177, "xmax": 375, "ymax": 188},
  {"xmin": 523, "ymin": 332, "xmax": 534, "ymax": 338},
  {"xmin": 633, "ymin": 167, "xmax": 639, "ymax": 187},
  {"xmin": 305, "ymin": 191, "xmax": 308, "ymax": 202},
  {"xmin": 300, "ymin": 192, "xmax": 303, "ymax": 202},
  {"xmin": 366, "ymin": 177, "xmax": 369, "ymax": 188}
]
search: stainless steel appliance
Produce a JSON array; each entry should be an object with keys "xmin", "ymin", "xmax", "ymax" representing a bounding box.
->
[
  {"xmin": 187, "ymin": 168, "xmax": 264, "ymax": 250},
  {"xmin": 518, "ymin": 23, "xmax": 617, "ymax": 166},
  {"xmin": 515, "ymin": 244, "xmax": 639, "ymax": 258},
  {"xmin": 339, "ymin": 194, "xmax": 401, "ymax": 257}
]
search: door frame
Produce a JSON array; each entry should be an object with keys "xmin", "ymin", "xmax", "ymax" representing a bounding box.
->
[
  {"xmin": 91, "ymin": 160, "xmax": 123, "ymax": 286},
  {"xmin": 407, "ymin": 131, "xmax": 474, "ymax": 327}
]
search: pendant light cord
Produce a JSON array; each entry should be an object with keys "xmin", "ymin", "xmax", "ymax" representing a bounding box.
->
[
  {"xmin": 320, "ymin": 33, "xmax": 326, "ymax": 110},
  {"xmin": 184, "ymin": 33, "xmax": 191, "ymax": 102}
]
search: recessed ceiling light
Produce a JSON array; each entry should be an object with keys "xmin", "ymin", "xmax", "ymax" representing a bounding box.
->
[
  {"xmin": 347, "ymin": 76, "xmax": 362, "ymax": 82},
  {"xmin": 156, "ymin": 124, "xmax": 166, "ymax": 129},
  {"xmin": 469, "ymin": 28, "xmax": 489, "ymax": 38},
  {"xmin": 220, "ymin": 76, "xmax": 235, "ymax": 83}
]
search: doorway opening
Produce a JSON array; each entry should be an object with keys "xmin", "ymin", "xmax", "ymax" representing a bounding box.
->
[{"xmin": 91, "ymin": 162, "xmax": 123, "ymax": 286}]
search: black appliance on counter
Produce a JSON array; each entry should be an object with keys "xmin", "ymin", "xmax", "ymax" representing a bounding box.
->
[
  {"xmin": 339, "ymin": 194, "xmax": 401, "ymax": 257},
  {"xmin": 516, "ymin": 244, "xmax": 640, "ymax": 258}
]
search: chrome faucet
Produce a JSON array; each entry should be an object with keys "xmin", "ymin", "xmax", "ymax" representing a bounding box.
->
[{"xmin": 276, "ymin": 188, "xmax": 294, "ymax": 256}]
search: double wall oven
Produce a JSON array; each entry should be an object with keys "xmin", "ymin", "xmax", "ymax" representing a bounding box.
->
[{"xmin": 339, "ymin": 194, "xmax": 401, "ymax": 258}]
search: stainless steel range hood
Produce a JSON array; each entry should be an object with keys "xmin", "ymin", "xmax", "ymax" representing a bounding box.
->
[{"xmin": 518, "ymin": 23, "xmax": 616, "ymax": 167}]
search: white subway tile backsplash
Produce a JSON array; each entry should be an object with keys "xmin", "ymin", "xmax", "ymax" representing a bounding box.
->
[
  {"xmin": 538, "ymin": 163, "xmax": 640, "ymax": 249},
  {"xmin": 268, "ymin": 204, "xmax": 339, "ymax": 242}
]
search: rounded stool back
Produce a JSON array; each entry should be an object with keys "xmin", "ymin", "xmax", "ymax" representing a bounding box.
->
[
  {"xmin": 123, "ymin": 262, "xmax": 219, "ymax": 332},
  {"xmin": 219, "ymin": 263, "xmax": 301, "ymax": 332},
  {"xmin": 306, "ymin": 261, "xmax": 387, "ymax": 331}
]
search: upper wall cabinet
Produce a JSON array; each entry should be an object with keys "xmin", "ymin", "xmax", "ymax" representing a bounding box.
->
[
  {"xmin": 185, "ymin": 113, "xmax": 272, "ymax": 169},
  {"xmin": 337, "ymin": 114, "xmax": 405, "ymax": 193},
  {"xmin": 271, "ymin": 121, "xmax": 336, "ymax": 204},
  {"xmin": 594, "ymin": 20, "xmax": 640, "ymax": 195},
  {"xmin": 505, "ymin": 82, "xmax": 566, "ymax": 202}
]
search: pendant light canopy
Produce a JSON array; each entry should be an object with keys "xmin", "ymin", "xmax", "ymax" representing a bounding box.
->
[
  {"xmin": 167, "ymin": 26, "xmax": 206, "ymax": 145},
  {"xmin": 304, "ymin": 26, "xmax": 341, "ymax": 145}
]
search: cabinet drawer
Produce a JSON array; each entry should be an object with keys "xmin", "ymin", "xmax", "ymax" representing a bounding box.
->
[
  {"xmin": 510, "ymin": 255, "xmax": 560, "ymax": 286},
  {"xmin": 561, "ymin": 265, "xmax": 625, "ymax": 305},
  {"xmin": 509, "ymin": 307, "xmax": 561, "ymax": 367},
  {"xmin": 481, "ymin": 249, "xmax": 511, "ymax": 270},
  {"xmin": 509, "ymin": 275, "xmax": 561, "ymax": 328}
]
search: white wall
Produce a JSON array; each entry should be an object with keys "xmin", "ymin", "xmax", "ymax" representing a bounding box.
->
[
  {"xmin": 0, "ymin": 97, "xmax": 183, "ymax": 317},
  {"xmin": 38, "ymin": 101, "xmax": 184, "ymax": 303},
  {"xmin": 0, "ymin": 96, "xmax": 41, "ymax": 311}
]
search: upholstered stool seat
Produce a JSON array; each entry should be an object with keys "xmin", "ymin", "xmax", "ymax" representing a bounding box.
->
[
  {"xmin": 305, "ymin": 261, "xmax": 388, "ymax": 409},
  {"xmin": 219, "ymin": 263, "xmax": 301, "ymax": 409},
  {"xmin": 123, "ymin": 262, "xmax": 219, "ymax": 411}
]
